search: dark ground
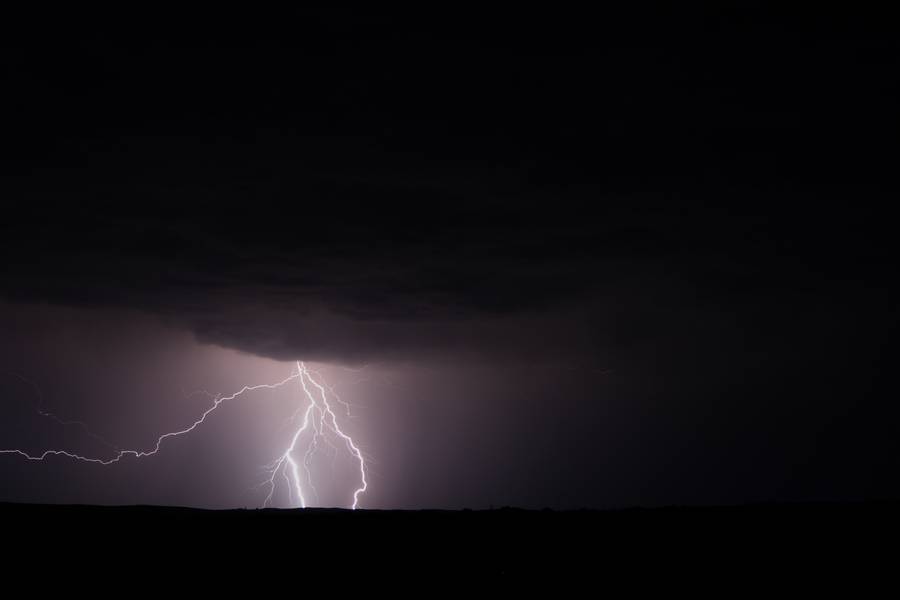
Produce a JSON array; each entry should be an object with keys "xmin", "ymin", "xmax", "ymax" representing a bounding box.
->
[{"xmin": 2, "ymin": 501, "xmax": 897, "ymax": 589}]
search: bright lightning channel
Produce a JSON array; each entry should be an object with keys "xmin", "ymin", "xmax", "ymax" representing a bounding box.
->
[{"xmin": 0, "ymin": 362, "xmax": 368, "ymax": 509}]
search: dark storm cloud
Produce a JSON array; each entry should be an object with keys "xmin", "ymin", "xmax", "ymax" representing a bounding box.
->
[
  {"xmin": 0, "ymin": 8, "xmax": 896, "ymax": 364},
  {"xmin": 0, "ymin": 152, "xmax": 671, "ymax": 361}
]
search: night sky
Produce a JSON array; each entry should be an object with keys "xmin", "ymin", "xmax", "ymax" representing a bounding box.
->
[{"xmin": 1, "ymin": 7, "xmax": 897, "ymax": 509}]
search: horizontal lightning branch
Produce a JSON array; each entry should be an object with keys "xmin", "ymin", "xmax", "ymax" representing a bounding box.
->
[{"xmin": 0, "ymin": 362, "xmax": 368, "ymax": 509}]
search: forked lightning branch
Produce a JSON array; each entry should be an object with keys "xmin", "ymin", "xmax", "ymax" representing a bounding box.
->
[{"xmin": 0, "ymin": 361, "xmax": 368, "ymax": 509}]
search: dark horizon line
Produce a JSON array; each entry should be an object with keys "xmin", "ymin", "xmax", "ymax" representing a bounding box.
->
[{"xmin": 3, "ymin": 498, "xmax": 899, "ymax": 514}]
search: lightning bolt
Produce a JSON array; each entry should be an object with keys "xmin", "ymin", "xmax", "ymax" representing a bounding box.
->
[
  {"xmin": 0, "ymin": 361, "xmax": 368, "ymax": 509},
  {"xmin": 261, "ymin": 362, "xmax": 367, "ymax": 509}
]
